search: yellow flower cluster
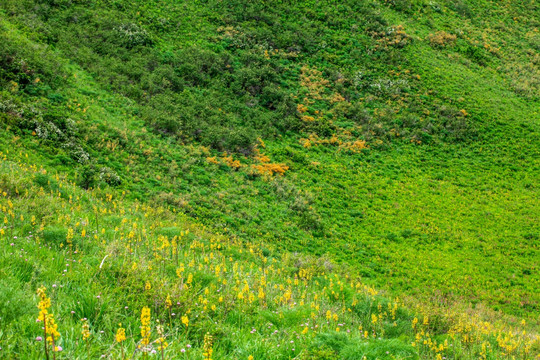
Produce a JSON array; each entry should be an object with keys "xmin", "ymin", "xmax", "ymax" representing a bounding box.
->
[
  {"xmin": 7, "ymin": 155, "xmax": 533, "ymax": 359},
  {"xmin": 81, "ymin": 319, "xmax": 90, "ymax": 341},
  {"xmin": 156, "ymin": 324, "xmax": 168, "ymax": 351},
  {"xmin": 115, "ymin": 325, "xmax": 126, "ymax": 343},
  {"xmin": 181, "ymin": 314, "xmax": 189, "ymax": 327},
  {"xmin": 203, "ymin": 332, "xmax": 213, "ymax": 360},
  {"xmin": 36, "ymin": 287, "xmax": 61, "ymax": 352},
  {"xmin": 140, "ymin": 306, "xmax": 151, "ymax": 346},
  {"xmin": 37, "ymin": 286, "xmax": 51, "ymax": 323}
]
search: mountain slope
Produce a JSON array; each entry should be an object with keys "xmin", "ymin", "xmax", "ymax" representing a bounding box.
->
[{"xmin": 0, "ymin": 0, "xmax": 539, "ymax": 358}]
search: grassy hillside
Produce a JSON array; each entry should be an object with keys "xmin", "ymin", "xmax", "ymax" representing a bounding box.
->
[
  {"xmin": 1, "ymin": 154, "xmax": 537, "ymax": 359},
  {"xmin": 0, "ymin": 0, "xmax": 539, "ymax": 358}
]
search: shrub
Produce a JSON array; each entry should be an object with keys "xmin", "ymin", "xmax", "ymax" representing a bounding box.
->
[
  {"xmin": 428, "ymin": 31, "xmax": 457, "ymax": 48},
  {"xmin": 460, "ymin": 44, "xmax": 489, "ymax": 66},
  {"xmin": 114, "ymin": 23, "xmax": 153, "ymax": 49},
  {"xmin": 450, "ymin": 1, "xmax": 472, "ymax": 18},
  {"xmin": 0, "ymin": 31, "xmax": 66, "ymax": 90},
  {"xmin": 98, "ymin": 167, "xmax": 121, "ymax": 186},
  {"xmin": 77, "ymin": 164, "xmax": 98, "ymax": 189},
  {"xmin": 383, "ymin": 0, "xmax": 426, "ymax": 14}
]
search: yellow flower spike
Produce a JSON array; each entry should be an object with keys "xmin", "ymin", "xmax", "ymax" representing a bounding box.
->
[
  {"xmin": 81, "ymin": 319, "xmax": 90, "ymax": 341},
  {"xmin": 115, "ymin": 324, "xmax": 126, "ymax": 360},
  {"xmin": 203, "ymin": 333, "xmax": 214, "ymax": 360},
  {"xmin": 156, "ymin": 324, "xmax": 168, "ymax": 351},
  {"xmin": 140, "ymin": 307, "xmax": 151, "ymax": 346},
  {"xmin": 115, "ymin": 325, "xmax": 126, "ymax": 343},
  {"xmin": 181, "ymin": 314, "xmax": 189, "ymax": 327}
]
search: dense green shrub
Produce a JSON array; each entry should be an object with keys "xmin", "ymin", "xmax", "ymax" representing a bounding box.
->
[{"xmin": 1, "ymin": 0, "xmax": 488, "ymax": 153}]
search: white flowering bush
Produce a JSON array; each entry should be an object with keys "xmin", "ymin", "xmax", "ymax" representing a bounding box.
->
[{"xmin": 115, "ymin": 23, "xmax": 152, "ymax": 49}]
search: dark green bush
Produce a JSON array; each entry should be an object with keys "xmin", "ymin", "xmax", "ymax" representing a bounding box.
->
[{"xmin": 78, "ymin": 164, "xmax": 98, "ymax": 189}]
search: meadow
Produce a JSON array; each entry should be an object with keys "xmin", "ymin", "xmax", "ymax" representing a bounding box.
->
[
  {"xmin": 0, "ymin": 154, "xmax": 537, "ymax": 359},
  {"xmin": 0, "ymin": 0, "xmax": 539, "ymax": 358}
]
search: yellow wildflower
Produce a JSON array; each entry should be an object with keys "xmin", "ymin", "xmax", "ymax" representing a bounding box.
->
[
  {"xmin": 181, "ymin": 314, "xmax": 189, "ymax": 327},
  {"xmin": 140, "ymin": 307, "xmax": 151, "ymax": 346}
]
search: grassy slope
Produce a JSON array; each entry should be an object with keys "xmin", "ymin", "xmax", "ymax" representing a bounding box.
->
[
  {"xmin": 0, "ymin": 139, "xmax": 538, "ymax": 359},
  {"xmin": 0, "ymin": 0, "xmax": 539, "ymax": 358}
]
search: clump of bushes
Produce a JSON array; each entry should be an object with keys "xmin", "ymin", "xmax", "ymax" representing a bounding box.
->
[
  {"xmin": 428, "ymin": 31, "xmax": 457, "ymax": 48},
  {"xmin": 114, "ymin": 23, "xmax": 153, "ymax": 49}
]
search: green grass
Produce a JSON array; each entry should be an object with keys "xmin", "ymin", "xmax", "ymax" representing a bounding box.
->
[
  {"xmin": 0, "ymin": 0, "xmax": 539, "ymax": 358},
  {"xmin": 0, "ymin": 157, "xmax": 537, "ymax": 359}
]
